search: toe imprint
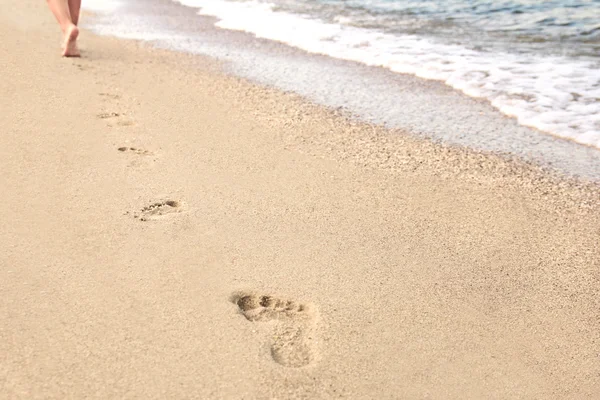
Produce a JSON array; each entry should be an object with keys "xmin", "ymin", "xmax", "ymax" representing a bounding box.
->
[
  {"xmin": 234, "ymin": 293, "xmax": 307, "ymax": 322},
  {"xmin": 118, "ymin": 147, "xmax": 151, "ymax": 155}
]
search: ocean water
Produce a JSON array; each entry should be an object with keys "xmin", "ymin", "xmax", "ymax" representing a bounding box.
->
[{"xmin": 172, "ymin": 0, "xmax": 600, "ymax": 149}]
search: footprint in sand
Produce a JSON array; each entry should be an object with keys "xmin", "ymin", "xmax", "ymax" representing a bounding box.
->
[
  {"xmin": 231, "ymin": 292, "xmax": 319, "ymax": 368},
  {"xmin": 97, "ymin": 111, "xmax": 134, "ymax": 127},
  {"xmin": 133, "ymin": 200, "xmax": 183, "ymax": 221},
  {"xmin": 97, "ymin": 111, "xmax": 122, "ymax": 119},
  {"xmin": 99, "ymin": 92, "xmax": 121, "ymax": 101},
  {"xmin": 118, "ymin": 146, "xmax": 152, "ymax": 156},
  {"xmin": 74, "ymin": 62, "xmax": 93, "ymax": 71}
]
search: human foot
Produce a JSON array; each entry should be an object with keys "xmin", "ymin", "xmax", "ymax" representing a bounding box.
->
[{"xmin": 62, "ymin": 25, "xmax": 80, "ymax": 57}]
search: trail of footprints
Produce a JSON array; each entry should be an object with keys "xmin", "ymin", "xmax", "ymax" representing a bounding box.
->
[
  {"xmin": 97, "ymin": 92, "xmax": 176, "ymax": 221},
  {"xmin": 96, "ymin": 91, "xmax": 134, "ymax": 127},
  {"xmin": 98, "ymin": 92, "xmax": 153, "ymax": 158},
  {"xmin": 98, "ymin": 92, "xmax": 319, "ymax": 366},
  {"xmin": 232, "ymin": 292, "xmax": 319, "ymax": 368}
]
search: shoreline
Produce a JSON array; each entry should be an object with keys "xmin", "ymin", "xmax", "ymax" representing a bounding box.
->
[
  {"xmin": 2, "ymin": 1, "xmax": 600, "ymax": 398},
  {"xmin": 82, "ymin": 0, "xmax": 600, "ymax": 182},
  {"xmin": 81, "ymin": 2, "xmax": 600, "ymax": 206}
]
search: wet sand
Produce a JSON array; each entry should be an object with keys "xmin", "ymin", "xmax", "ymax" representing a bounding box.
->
[{"xmin": 1, "ymin": 1, "xmax": 599, "ymax": 398}]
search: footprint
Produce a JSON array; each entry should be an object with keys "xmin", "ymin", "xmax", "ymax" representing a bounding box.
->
[
  {"xmin": 99, "ymin": 92, "xmax": 121, "ymax": 101},
  {"xmin": 231, "ymin": 292, "xmax": 319, "ymax": 368},
  {"xmin": 97, "ymin": 111, "xmax": 122, "ymax": 119},
  {"xmin": 134, "ymin": 200, "xmax": 182, "ymax": 221},
  {"xmin": 118, "ymin": 146, "xmax": 152, "ymax": 156},
  {"xmin": 98, "ymin": 111, "xmax": 135, "ymax": 127},
  {"xmin": 74, "ymin": 62, "xmax": 93, "ymax": 71}
]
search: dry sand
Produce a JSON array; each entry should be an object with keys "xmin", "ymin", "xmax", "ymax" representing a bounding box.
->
[{"xmin": 1, "ymin": 1, "xmax": 599, "ymax": 398}]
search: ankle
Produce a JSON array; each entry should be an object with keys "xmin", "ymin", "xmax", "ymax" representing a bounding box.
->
[{"xmin": 62, "ymin": 23, "xmax": 77, "ymax": 33}]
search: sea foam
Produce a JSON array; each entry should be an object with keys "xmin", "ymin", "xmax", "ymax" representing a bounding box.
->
[{"xmin": 82, "ymin": 0, "xmax": 123, "ymax": 13}]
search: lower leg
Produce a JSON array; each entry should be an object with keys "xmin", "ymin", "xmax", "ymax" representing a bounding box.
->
[
  {"xmin": 46, "ymin": 0, "xmax": 73, "ymax": 32},
  {"xmin": 68, "ymin": 0, "xmax": 82, "ymax": 26}
]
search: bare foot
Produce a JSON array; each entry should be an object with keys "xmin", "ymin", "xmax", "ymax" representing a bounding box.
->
[{"xmin": 62, "ymin": 25, "xmax": 80, "ymax": 57}]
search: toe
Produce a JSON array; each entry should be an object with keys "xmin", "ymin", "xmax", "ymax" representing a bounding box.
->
[{"xmin": 237, "ymin": 295, "xmax": 261, "ymax": 311}]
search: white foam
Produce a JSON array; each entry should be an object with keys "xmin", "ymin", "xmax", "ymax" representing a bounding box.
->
[
  {"xmin": 82, "ymin": 0, "xmax": 123, "ymax": 13},
  {"xmin": 174, "ymin": 0, "xmax": 600, "ymax": 149}
]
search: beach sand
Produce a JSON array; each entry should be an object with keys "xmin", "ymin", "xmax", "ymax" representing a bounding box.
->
[{"xmin": 1, "ymin": 1, "xmax": 599, "ymax": 398}]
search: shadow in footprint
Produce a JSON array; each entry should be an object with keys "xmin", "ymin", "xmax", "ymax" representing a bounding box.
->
[
  {"xmin": 134, "ymin": 200, "xmax": 182, "ymax": 221},
  {"xmin": 232, "ymin": 292, "xmax": 319, "ymax": 368}
]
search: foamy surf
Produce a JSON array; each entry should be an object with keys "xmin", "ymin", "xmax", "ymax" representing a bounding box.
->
[
  {"xmin": 82, "ymin": 0, "xmax": 122, "ymax": 13},
  {"xmin": 174, "ymin": 0, "xmax": 600, "ymax": 150}
]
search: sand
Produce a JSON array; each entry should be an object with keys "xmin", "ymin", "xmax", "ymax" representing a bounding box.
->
[{"xmin": 1, "ymin": 1, "xmax": 599, "ymax": 398}]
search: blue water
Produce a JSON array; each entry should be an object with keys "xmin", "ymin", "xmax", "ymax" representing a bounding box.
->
[{"xmin": 284, "ymin": 0, "xmax": 600, "ymax": 56}]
